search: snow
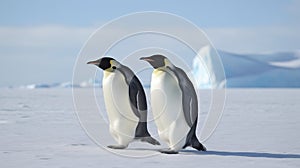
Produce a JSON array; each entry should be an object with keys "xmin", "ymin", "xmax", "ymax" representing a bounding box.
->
[
  {"xmin": 1, "ymin": 88, "xmax": 299, "ymax": 167},
  {"xmin": 270, "ymin": 58, "xmax": 300, "ymax": 69}
]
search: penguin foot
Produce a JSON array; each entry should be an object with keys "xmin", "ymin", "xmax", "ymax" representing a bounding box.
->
[
  {"xmin": 159, "ymin": 149, "xmax": 179, "ymax": 154},
  {"xmin": 107, "ymin": 145, "xmax": 127, "ymax": 149},
  {"xmin": 140, "ymin": 136, "xmax": 161, "ymax": 145},
  {"xmin": 202, "ymin": 145, "xmax": 207, "ymax": 151},
  {"xmin": 192, "ymin": 142, "xmax": 207, "ymax": 151}
]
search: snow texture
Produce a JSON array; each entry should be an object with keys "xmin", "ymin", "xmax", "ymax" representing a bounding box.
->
[{"xmin": 0, "ymin": 88, "xmax": 299, "ymax": 168}]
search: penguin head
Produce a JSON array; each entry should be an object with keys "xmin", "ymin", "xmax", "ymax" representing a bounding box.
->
[
  {"xmin": 87, "ymin": 57, "xmax": 119, "ymax": 72},
  {"xmin": 140, "ymin": 54, "xmax": 173, "ymax": 69}
]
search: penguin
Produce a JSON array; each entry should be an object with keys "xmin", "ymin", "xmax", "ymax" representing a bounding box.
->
[
  {"xmin": 87, "ymin": 57, "xmax": 160, "ymax": 149},
  {"xmin": 140, "ymin": 54, "xmax": 206, "ymax": 154}
]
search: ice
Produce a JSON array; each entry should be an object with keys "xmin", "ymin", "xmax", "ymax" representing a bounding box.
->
[
  {"xmin": 192, "ymin": 46, "xmax": 226, "ymax": 89},
  {"xmin": 0, "ymin": 88, "xmax": 299, "ymax": 167},
  {"xmin": 192, "ymin": 46, "xmax": 300, "ymax": 88}
]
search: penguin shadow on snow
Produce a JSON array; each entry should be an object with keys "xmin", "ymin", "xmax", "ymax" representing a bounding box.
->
[
  {"xmin": 181, "ymin": 149, "xmax": 300, "ymax": 159},
  {"xmin": 108, "ymin": 147, "xmax": 300, "ymax": 158}
]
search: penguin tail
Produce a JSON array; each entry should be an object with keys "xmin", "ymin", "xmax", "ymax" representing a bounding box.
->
[
  {"xmin": 191, "ymin": 137, "xmax": 207, "ymax": 151},
  {"xmin": 183, "ymin": 134, "xmax": 206, "ymax": 151},
  {"xmin": 183, "ymin": 118, "xmax": 207, "ymax": 151},
  {"xmin": 140, "ymin": 136, "xmax": 161, "ymax": 145},
  {"xmin": 135, "ymin": 122, "xmax": 161, "ymax": 145}
]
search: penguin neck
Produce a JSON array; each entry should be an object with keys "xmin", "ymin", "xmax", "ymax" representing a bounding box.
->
[
  {"xmin": 103, "ymin": 70, "xmax": 115, "ymax": 78},
  {"xmin": 164, "ymin": 59, "xmax": 175, "ymax": 69},
  {"xmin": 153, "ymin": 66, "xmax": 174, "ymax": 76},
  {"xmin": 154, "ymin": 64, "xmax": 175, "ymax": 72}
]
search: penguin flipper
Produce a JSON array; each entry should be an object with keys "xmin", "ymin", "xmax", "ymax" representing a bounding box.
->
[
  {"xmin": 127, "ymin": 77, "xmax": 161, "ymax": 145},
  {"xmin": 119, "ymin": 66, "xmax": 160, "ymax": 146},
  {"xmin": 168, "ymin": 66, "xmax": 198, "ymax": 127}
]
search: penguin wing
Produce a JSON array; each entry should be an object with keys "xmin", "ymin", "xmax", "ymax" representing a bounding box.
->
[
  {"xmin": 118, "ymin": 65, "xmax": 155, "ymax": 139},
  {"xmin": 170, "ymin": 67, "xmax": 198, "ymax": 127},
  {"xmin": 118, "ymin": 66, "xmax": 148, "ymax": 121},
  {"xmin": 128, "ymin": 76, "xmax": 148, "ymax": 121}
]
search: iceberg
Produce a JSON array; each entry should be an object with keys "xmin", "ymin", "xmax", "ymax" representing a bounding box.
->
[
  {"xmin": 192, "ymin": 47, "xmax": 300, "ymax": 88},
  {"xmin": 192, "ymin": 45, "xmax": 226, "ymax": 89}
]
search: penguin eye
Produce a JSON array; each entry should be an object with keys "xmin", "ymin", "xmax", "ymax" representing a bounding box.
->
[{"xmin": 112, "ymin": 66, "xmax": 116, "ymax": 69}]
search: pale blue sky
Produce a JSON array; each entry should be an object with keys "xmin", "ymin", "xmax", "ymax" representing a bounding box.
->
[
  {"xmin": 0, "ymin": 0, "xmax": 297, "ymax": 27},
  {"xmin": 0, "ymin": 0, "xmax": 299, "ymax": 87}
]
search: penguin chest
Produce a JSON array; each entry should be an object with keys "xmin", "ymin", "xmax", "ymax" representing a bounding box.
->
[
  {"xmin": 150, "ymin": 70, "xmax": 185, "ymax": 133},
  {"xmin": 102, "ymin": 71, "xmax": 139, "ymax": 129}
]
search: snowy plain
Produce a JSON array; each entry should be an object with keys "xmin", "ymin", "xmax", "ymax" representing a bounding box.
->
[{"xmin": 0, "ymin": 88, "xmax": 300, "ymax": 168}]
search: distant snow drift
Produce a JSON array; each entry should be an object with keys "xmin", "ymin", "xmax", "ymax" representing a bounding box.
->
[{"xmin": 16, "ymin": 48, "xmax": 300, "ymax": 89}]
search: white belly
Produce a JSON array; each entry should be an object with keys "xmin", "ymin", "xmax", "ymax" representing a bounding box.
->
[
  {"xmin": 150, "ymin": 69, "xmax": 190, "ymax": 150},
  {"xmin": 102, "ymin": 71, "xmax": 139, "ymax": 145}
]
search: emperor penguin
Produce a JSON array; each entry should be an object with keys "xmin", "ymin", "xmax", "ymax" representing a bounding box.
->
[
  {"xmin": 140, "ymin": 54, "xmax": 206, "ymax": 154},
  {"xmin": 87, "ymin": 57, "xmax": 160, "ymax": 149}
]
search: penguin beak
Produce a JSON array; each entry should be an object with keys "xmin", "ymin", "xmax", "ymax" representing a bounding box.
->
[
  {"xmin": 140, "ymin": 57, "xmax": 154, "ymax": 62},
  {"xmin": 87, "ymin": 59, "xmax": 100, "ymax": 65}
]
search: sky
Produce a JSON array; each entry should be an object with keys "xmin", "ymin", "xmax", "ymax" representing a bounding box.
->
[{"xmin": 0, "ymin": 0, "xmax": 299, "ymax": 87}]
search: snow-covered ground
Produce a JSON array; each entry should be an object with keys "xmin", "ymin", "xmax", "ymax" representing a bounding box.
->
[{"xmin": 0, "ymin": 88, "xmax": 299, "ymax": 167}]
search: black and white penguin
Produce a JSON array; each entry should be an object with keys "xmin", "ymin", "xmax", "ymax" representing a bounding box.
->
[
  {"xmin": 140, "ymin": 54, "xmax": 206, "ymax": 154},
  {"xmin": 87, "ymin": 57, "xmax": 160, "ymax": 149}
]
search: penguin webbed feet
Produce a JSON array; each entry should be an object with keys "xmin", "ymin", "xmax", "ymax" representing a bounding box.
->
[
  {"xmin": 192, "ymin": 141, "xmax": 207, "ymax": 151},
  {"xmin": 159, "ymin": 148, "xmax": 179, "ymax": 154},
  {"xmin": 107, "ymin": 144, "xmax": 127, "ymax": 149},
  {"xmin": 199, "ymin": 145, "xmax": 207, "ymax": 151},
  {"xmin": 140, "ymin": 136, "xmax": 161, "ymax": 145}
]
